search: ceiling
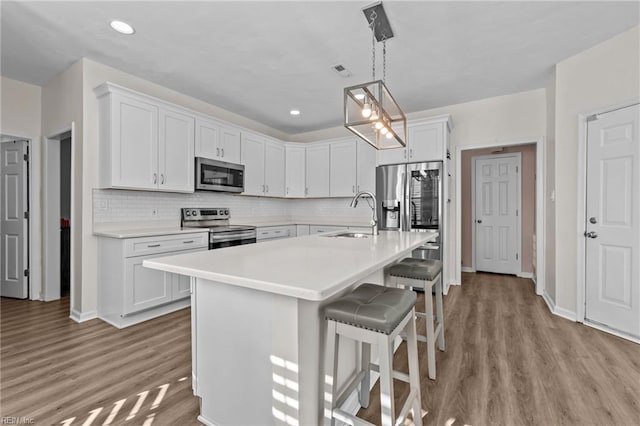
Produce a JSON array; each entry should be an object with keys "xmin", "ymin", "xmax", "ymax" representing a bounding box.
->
[{"xmin": 2, "ymin": 1, "xmax": 638, "ymax": 135}]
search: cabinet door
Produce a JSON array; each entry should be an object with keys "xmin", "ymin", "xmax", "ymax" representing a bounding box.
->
[
  {"xmin": 408, "ymin": 123, "xmax": 443, "ymax": 162},
  {"xmin": 172, "ymin": 273, "xmax": 191, "ymax": 300},
  {"xmin": 376, "ymin": 146, "xmax": 407, "ymax": 166},
  {"xmin": 195, "ymin": 117, "xmax": 219, "ymax": 159},
  {"xmin": 296, "ymin": 225, "xmax": 310, "ymax": 236},
  {"xmin": 330, "ymin": 140, "xmax": 357, "ymax": 197},
  {"xmin": 159, "ymin": 108, "xmax": 195, "ymax": 192},
  {"xmin": 306, "ymin": 144, "xmax": 330, "ymax": 197},
  {"xmin": 124, "ymin": 255, "xmax": 172, "ymax": 314},
  {"xmin": 264, "ymin": 140, "xmax": 285, "ymax": 197},
  {"xmin": 111, "ymin": 94, "xmax": 159, "ymax": 189},
  {"xmin": 240, "ymin": 132, "xmax": 265, "ymax": 195},
  {"xmin": 309, "ymin": 225, "xmax": 347, "ymax": 234},
  {"xmin": 285, "ymin": 145, "xmax": 306, "ymax": 197},
  {"xmin": 356, "ymin": 139, "xmax": 377, "ymax": 193},
  {"xmin": 219, "ymin": 125, "xmax": 241, "ymax": 164}
]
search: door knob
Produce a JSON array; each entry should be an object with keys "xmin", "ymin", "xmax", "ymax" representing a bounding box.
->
[
  {"xmin": 476, "ymin": 219, "xmax": 482, "ymax": 224},
  {"xmin": 586, "ymin": 231, "xmax": 598, "ymax": 239},
  {"xmin": 589, "ymin": 217, "xmax": 597, "ymax": 224}
]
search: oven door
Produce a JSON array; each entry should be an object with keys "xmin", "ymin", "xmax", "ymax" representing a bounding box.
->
[
  {"xmin": 196, "ymin": 158, "xmax": 244, "ymax": 193},
  {"xmin": 209, "ymin": 230, "xmax": 256, "ymax": 249}
]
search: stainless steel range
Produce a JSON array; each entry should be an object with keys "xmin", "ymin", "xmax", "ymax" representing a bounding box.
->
[{"xmin": 181, "ymin": 208, "xmax": 256, "ymax": 249}]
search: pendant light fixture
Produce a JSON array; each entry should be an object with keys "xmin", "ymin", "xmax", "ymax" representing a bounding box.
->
[{"xmin": 344, "ymin": 2, "xmax": 407, "ymax": 150}]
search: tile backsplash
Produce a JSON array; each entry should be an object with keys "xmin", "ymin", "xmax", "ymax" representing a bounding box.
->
[{"xmin": 93, "ymin": 189, "xmax": 371, "ymax": 224}]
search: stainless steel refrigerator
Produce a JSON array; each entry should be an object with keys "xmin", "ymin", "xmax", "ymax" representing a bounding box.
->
[{"xmin": 376, "ymin": 161, "xmax": 443, "ymax": 260}]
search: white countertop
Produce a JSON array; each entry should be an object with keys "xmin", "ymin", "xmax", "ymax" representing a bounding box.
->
[{"xmin": 144, "ymin": 230, "xmax": 437, "ymax": 301}]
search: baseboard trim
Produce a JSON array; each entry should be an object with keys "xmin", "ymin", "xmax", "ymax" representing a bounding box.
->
[
  {"xmin": 69, "ymin": 309, "xmax": 97, "ymax": 323},
  {"xmin": 542, "ymin": 290, "xmax": 555, "ymax": 313},
  {"xmin": 554, "ymin": 306, "xmax": 577, "ymax": 322},
  {"xmin": 583, "ymin": 320, "xmax": 640, "ymax": 344},
  {"xmin": 461, "ymin": 267, "xmax": 475, "ymax": 273},
  {"xmin": 517, "ymin": 272, "xmax": 534, "ymax": 279}
]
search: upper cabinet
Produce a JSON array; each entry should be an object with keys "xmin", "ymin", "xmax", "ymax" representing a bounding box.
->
[
  {"xmin": 240, "ymin": 133, "xmax": 285, "ymax": 197},
  {"xmin": 306, "ymin": 144, "xmax": 330, "ymax": 197},
  {"xmin": 377, "ymin": 115, "xmax": 451, "ymax": 165},
  {"xmin": 356, "ymin": 139, "xmax": 376, "ymax": 193},
  {"xmin": 195, "ymin": 117, "xmax": 241, "ymax": 164},
  {"xmin": 330, "ymin": 139, "xmax": 357, "ymax": 197},
  {"xmin": 95, "ymin": 83, "xmax": 194, "ymax": 193},
  {"xmin": 285, "ymin": 144, "xmax": 305, "ymax": 198}
]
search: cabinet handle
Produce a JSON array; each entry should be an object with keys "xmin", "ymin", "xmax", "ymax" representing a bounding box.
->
[
  {"xmin": 153, "ymin": 173, "xmax": 157, "ymax": 184},
  {"xmin": 357, "ymin": 185, "xmax": 360, "ymax": 192},
  {"xmin": 221, "ymin": 148, "xmax": 224, "ymax": 157},
  {"xmin": 147, "ymin": 244, "xmax": 161, "ymax": 248},
  {"xmin": 409, "ymin": 148, "xmax": 413, "ymax": 158},
  {"xmin": 160, "ymin": 174, "xmax": 165, "ymax": 184},
  {"xmin": 403, "ymin": 150, "xmax": 407, "ymax": 159},
  {"xmin": 262, "ymin": 184, "xmax": 265, "ymax": 193},
  {"xmin": 275, "ymin": 230, "xmax": 282, "ymax": 234},
  {"xmin": 352, "ymin": 185, "xmax": 355, "ymax": 193},
  {"xmin": 286, "ymin": 187, "xmax": 289, "ymax": 195},
  {"xmin": 305, "ymin": 187, "xmax": 309, "ymax": 196},
  {"xmin": 183, "ymin": 240, "xmax": 194, "ymax": 244},
  {"xmin": 216, "ymin": 147, "xmax": 220, "ymax": 157},
  {"xmin": 266, "ymin": 184, "xmax": 269, "ymax": 193}
]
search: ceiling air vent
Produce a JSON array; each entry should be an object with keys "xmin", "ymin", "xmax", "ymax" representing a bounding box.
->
[{"xmin": 332, "ymin": 64, "xmax": 353, "ymax": 78}]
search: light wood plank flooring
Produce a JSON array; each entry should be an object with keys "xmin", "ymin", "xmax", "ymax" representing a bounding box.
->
[{"xmin": 1, "ymin": 273, "xmax": 638, "ymax": 425}]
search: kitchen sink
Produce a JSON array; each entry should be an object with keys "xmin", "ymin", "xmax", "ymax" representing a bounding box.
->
[{"xmin": 323, "ymin": 232, "xmax": 370, "ymax": 238}]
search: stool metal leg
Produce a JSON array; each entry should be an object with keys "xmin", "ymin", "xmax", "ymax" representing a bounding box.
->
[
  {"xmin": 435, "ymin": 275, "xmax": 445, "ymax": 351},
  {"xmin": 359, "ymin": 342, "xmax": 371, "ymax": 408},
  {"xmin": 425, "ymin": 284, "xmax": 436, "ymax": 380},
  {"xmin": 377, "ymin": 334, "xmax": 395, "ymax": 426},
  {"xmin": 405, "ymin": 309, "xmax": 423, "ymax": 426}
]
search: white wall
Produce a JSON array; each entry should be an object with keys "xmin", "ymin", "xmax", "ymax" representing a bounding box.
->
[
  {"xmin": 545, "ymin": 68, "xmax": 557, "ymax": 305},
  {"xmin": 41, "ymin": 60, "xmax": 83, "ymax": 311},
  {"xmin": 1, "ymin": 76, "xmax": 43, "ymax": 299},
  {"xmin": 553, "ymin": 25, "xmax": 640, "ymax": 314}
]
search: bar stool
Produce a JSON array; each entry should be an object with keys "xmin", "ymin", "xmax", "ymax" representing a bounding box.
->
[
  {"xmin": 324, "ymin": 283, "xmax": 423, "ymax": 426},
  {"xmin": 386, "ymin": 258, "xmax": 445, "ymax": 380}
]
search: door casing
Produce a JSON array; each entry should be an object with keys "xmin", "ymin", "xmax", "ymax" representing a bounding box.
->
[{"xmin": 576, "ymin": 99, "xmax": 640, "ymax": 342}]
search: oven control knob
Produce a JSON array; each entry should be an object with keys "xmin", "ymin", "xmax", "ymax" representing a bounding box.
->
[
  {"xmin": 224, "ymin": 209, "xmax": 229, "ymax": 215},
  {"xmin": 185, "ymin": 210, "xmax": 191, "ymax": 217},
  {"xmin": 192, "ymin": 210, "xmax": 197, "ymax": 216}
]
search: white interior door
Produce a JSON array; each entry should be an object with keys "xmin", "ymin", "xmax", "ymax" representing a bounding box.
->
[
  {"xmin": 474, "ymin": 154, "xmax": 520, "ymax": 275},
  {"xmin": 1, "ymin": 140, "xmax": 28, "ymax": 298},
  {"xmin": 585, "ymin": 104, "xmax": 640, "ymax": 337}
]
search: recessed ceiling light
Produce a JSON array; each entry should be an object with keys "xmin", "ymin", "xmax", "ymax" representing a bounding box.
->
[
  {"xmin": 290, "ymin": 109, "xmax": 301, "ymax": 116},
  {"xmin": 110, "ymin": 20, "xmax": 135, "ymax": 35}
]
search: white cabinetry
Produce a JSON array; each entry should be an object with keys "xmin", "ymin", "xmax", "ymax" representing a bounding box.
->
[
  {"xmin": 377, "ymin": 115, "xmax": 451, "ymax": 165},
  {"xmin": 98, "ymin": 232, "xmax": 208, "ymax": 328},
  {"xmin": 285, "ymin": 145, "xmax": 306, "ymax": 198},
  {"xmin": 330, "ymin": 139, "xmax": 357, "ymax": 197},
  {"xmin": 256, "ymin": 225, "xmax": 296, "ymax": 242},
  {"xmin": 241, "ymin": 133, "xmax": 285, "ymax": 197},
  {"xmin": 309, "ymin": 225, "xmax": 348, "ymax": 234},
  {"xmin": 95, "ymin": 83, "xmax": 194, "ymax": 193},
  {"xmin": 296, "ymin": 225, "xmax": 310, "ymax": 236},
  {"xmin": 195, "ymin": 117, "xmax": 241, "ymax": 164},
  {"xmin": 305, "ymin": 144, "xmax": 330, "ymax": 197},
  {"xmin": 356, "ymin": 139, "xmax": 376, "ymax": 193}
]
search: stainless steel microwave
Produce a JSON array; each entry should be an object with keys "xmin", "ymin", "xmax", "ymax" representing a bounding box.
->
[{"xmin": 195, "ymin": 157, "xmax": 244, "ymax": 193}]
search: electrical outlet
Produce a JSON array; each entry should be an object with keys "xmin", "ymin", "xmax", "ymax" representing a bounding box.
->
[
  {"xmin": 152, "ymin": 208, "xmax": 159, "ymax": 216},
  {"xmin": 99, "ymin": 200, "xmax": 109, "ymax": 211}
]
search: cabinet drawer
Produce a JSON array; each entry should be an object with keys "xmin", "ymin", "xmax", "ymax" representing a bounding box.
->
[
  {"xmin": 309, "ymin": 225, "xmax": 348, "ymax": 234},
  {"xmin": 124, "ymin": 232, "xmax": 208, "ymax": 257},
  {"xmin": 256, "ymin": 226, "xmax": 295, "ymax": 241}
]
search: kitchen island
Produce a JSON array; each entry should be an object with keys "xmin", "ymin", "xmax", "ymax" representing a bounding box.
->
[{"xmin": 144, "ymin": 230, "xmax": 437, "ymax": 426}]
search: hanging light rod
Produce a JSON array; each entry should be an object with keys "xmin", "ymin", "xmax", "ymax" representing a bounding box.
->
[{"xmin": 363, "ymin": 2, "xmax": 394, "ymax": 42}]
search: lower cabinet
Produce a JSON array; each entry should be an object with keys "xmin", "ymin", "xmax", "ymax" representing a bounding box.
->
[
  {"xmin": 98, "ymin": 232, "xmax": 208, "ymax": 328},
  {"xmin": 256, "ymin": 225, "xmax": 297, "ymax": 242},
  {"xmin": 309, "ymin": 225, "xmax": 348, "ymax": 234}
]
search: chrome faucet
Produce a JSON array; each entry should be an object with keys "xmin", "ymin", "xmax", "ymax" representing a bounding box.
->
[{"xmin": 349, "ymin": 190, "xmax": 379, "ymax": 236}]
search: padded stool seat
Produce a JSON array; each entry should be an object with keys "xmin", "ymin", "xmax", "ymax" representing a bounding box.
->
[
  {"xmin": 324, "ymin": 283, "xmax": 417, "ymax": 334},
  {"xmin": 388, "ymin": 259, "xmax": 442, "ymax": 281},
  {"xmin": 324, "ymin": 284, "xmax": 423, "ymax": 426}
]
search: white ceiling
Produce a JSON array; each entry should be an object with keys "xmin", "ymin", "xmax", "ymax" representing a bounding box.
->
[{"xmin": 2, "ymin": 1, "xmax": 638, "ymax": 135}]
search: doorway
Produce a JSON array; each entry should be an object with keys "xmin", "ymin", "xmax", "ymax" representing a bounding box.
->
[
  {"xmin": 455, "ymin": 139, "xmax": 545, "ymax": 295},
  {"xmin": 579, "ymin": 103, "xmax": 639, "ymax": 340},
  {"xmin": 472, "ymin": 153, "xmax": 522, "ymax": 275},
  {"xmin": 0, "ymin": 138, "xmax": 29, "ymax": 299}
]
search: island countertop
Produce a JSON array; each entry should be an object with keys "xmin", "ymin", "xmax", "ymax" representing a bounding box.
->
[{"xmin": 144, "ymin": 230, "xmax": 437, "ymax": 301}]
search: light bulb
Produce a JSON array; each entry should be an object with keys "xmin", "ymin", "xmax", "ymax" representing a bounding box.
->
[
  {"xmin": 361, "ymin": 102, "xmax": 372, "ymax": 118},
  {"xmin": 374, "ymin": 121, "xmax": 384, "ymax": 130},
  {"xmin": 370, "ymin": 108, "xmax": 379, "ymax": 121},
  {"xmin": 380, "ymin": 127, "xmax": 388, "ymax": 135},
  {"xmin": 385, "ymin": 131, "xmax": 394, "ymax": 139}
]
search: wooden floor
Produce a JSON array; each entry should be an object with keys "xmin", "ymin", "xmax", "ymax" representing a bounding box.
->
[{"xmin": 1, "ymin": 273, "xmax": 639, "ymax": 425}]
